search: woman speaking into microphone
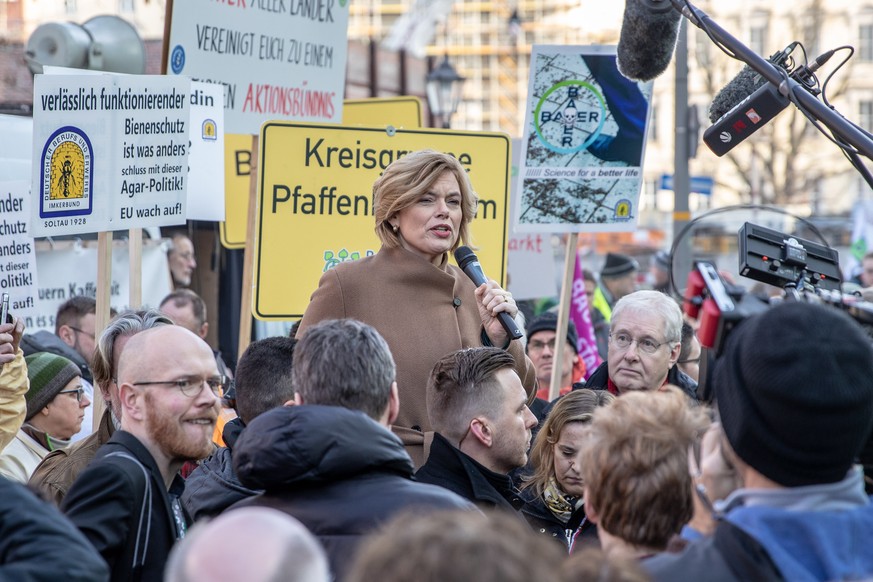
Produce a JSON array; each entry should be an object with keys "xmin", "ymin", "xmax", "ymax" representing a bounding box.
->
[{"xmin": 298, "ymin": 149, "xmax": 534, "ymax": 466}]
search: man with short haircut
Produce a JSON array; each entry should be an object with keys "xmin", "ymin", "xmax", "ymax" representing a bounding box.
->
[
  {"xmin": 580, "ymin": 388, "xmax": 710, "ymax": 560},
  {"xmin": 165, "ymin": 507, "xmax": 329, "ymax": 582},
  {"xmin": 29, "ymin": 309, "xmax": 173, "ymax": 506},
  {"xmin": 647, "ymin": 303, "xmax": 873, "ymax": 581},
  {"xmin": 525, "ymin": 311, "xmax": 583, "ymax": 402},
  {"xmin": 591, "ymin": 252, "xmax": 639, "ymax": 323},
  {"xmin": 62, "ymin": 326, "xmax": 221, "ymax": 581},
  {"xmin": 167, "ymin": 232, "xmax": 197, "ymax": 288},
  {"xmin": 416, "ymin": 347, "xmax": 538, "ymax": 512},
  {"xmin": 232, "ymin": 319, "xmax": 471, "ymax": 581},
  {"xmin": 182, "ymin": 336, "xmax": 297, "ymax": 520},
  {"xmin": 577, "ymin": 290, "xmax": 697, "ymax": 400}
]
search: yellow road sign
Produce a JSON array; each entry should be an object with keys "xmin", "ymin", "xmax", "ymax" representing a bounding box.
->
[
  {"xmin": 254, "ymin": 122, "xmax": 511, "ymax": 319},
  {"xmin": 220, "ymin": 97, "xmax": 422, "ymax": 248}
]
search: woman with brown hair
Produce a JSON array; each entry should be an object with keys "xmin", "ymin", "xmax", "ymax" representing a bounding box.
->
[
  {"xmin": 520, "ymin": 388, "xmax": 614, "ymax": 553},
  {"xmin": 298, "ymin": 150, "xmax": 534, "ymax": 466}
]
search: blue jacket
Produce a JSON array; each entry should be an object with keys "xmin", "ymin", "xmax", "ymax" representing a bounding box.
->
[{"xmin": 647, "ymin": 468, "xmax": 873, "ymax": 581}]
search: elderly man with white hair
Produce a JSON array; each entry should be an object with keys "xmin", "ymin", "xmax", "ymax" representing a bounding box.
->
[{"xmin": 574, "ymin": 290, "xmax": 697, "ymax": 400}]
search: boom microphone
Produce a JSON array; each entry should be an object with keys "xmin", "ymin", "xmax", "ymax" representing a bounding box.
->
[
  {"xmin": 708, "ymin": 43, "xmax": 798, "ymax": 123},
  {"xmin": 704, "ymin": 49, "xmax": 836, "ymax": 156},
  {"xmin": 454, "ymin": 246, "xmax": 524, "ymax": 340},
  {"xmin": 616, "ymin": 0, "xmax": 682, "ymax": 82}
]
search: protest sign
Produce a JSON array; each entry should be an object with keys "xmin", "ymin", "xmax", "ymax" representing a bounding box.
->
[
  {"xmin": 253, "ymin": 123, "xmax": 511, "ymax": 319},
  {"xmin": 515, "ymin": 45, "xmax": 653, "ymax": 233},
  {"xmin": 30, "ymin": 74, "xmax": 192, "ymax": 237},
  {"xmin": 166, "ymin": 0, "xmax": 350, "ymax": 134}
]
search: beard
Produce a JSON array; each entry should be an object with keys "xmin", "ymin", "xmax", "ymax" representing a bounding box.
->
[{"xmin": 144, "ymin": 391, "xmax": 215, "ymax": 463}]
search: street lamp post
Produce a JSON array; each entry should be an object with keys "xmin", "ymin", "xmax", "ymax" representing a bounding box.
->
[{"xmin": 426, "ymin": 56, "xmax": 466, "ymax": 129}]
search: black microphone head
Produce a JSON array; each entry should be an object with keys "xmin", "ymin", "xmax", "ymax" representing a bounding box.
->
[
  {"xmin": 709, "ymin": 66, "xmax": 765, "ymax": 122},
  {"xmin": 454, "ymin": 246, "xmax": 477, "ymax": 270},
  {"xmin": 616, "ymin": 0, "xmax": 681, "ymax": 82}
]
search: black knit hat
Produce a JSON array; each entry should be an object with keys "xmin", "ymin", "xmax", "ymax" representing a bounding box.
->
[
  {"xmin": 600, "ymin": 253, "xmax": 639, "ymax": 277},
  {"xmin": 713, "ymin": 302, "xmax": 873, "ymax": 486},
  {"xmin": 25, "ymin": 352, "xmax": 82, "ymax": 421},
  {"xmin": 526, "ymin": 312, "xmax": 579, "ymax": 353},
  {"xmin": 653, "ymin": 250, "xmax": 671, "ymax": 271}
]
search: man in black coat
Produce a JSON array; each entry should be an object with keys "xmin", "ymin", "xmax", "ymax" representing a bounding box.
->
[
  {"xmin": 62, "ymin": 326, "xmax": 222, "ymax": 581},
  {"xmin": 0, "ymin": 476, "xmax": 108, "ymax": 581},
  {"xmin": 574, "ymin": 290, "xmax": 697, "ymax": 400},
  {"xmin": 231, "ymin": 319, "xmax": 473, "ymax": 581},
  {"xmin": 415, "ymin": 347, "xmax": 538, "ymax": 513}
]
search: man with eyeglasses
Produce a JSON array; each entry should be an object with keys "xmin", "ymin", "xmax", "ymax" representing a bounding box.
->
[
  {"xmin": 29, "ymin": 309, "xmax": 173, "ymax": 506},
  {"xmin": 63, "ymin": 325, "xmax": 221, "ymax": 581},
  {"xmin": 574, "ymin": 290, "xmax": 697, "ymax": 401}
]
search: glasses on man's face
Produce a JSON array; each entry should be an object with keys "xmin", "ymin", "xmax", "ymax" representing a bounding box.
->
[
  {"xmin": 68, "ymin": 326, "xmax": 95, "ymax": 339},
  {"xmin": 528, "ymin": 338, "xmax": 559, "ymax": 353},
  {"xmin": 609, "ymin": 332, "xmax": 672, "ymax": 355},
  {"xmin": 132, "ymin": 375, "xmax": 226, "ymax": 398},
  {"xmin": 58, "ymin": 387, "xmax": 86, "ymax": 403}
]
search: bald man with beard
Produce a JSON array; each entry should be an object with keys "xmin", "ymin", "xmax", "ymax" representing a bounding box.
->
[{"xmin": 62, "ymin": 326, "xmax": 221, "ymax": 582}]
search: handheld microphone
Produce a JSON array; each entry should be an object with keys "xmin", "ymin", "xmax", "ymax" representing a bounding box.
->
[
  {"xmin": 616, "ymin": 0, "xmax": 682, "ymax": 82},
  {"xmin": 454, "ymin": 246, "xmax": 524, "ymax": 341}
]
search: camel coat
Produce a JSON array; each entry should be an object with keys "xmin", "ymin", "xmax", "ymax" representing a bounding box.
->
[{"xmin": 298, "ymin": 246, "xmax": 535, "ymax": 466}]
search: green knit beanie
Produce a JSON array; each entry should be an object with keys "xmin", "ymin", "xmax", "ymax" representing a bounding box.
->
[{"xmin": 25, "ymin": 353, "xmax": 82, "ymax": 420}]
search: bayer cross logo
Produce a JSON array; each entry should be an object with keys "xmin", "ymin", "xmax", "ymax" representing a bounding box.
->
[{"xmin": 534, "ymin": 81, "xmax": 606, "ymax": 155}]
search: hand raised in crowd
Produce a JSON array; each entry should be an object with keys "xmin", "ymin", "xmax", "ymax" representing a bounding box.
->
[
  {"xmin": 0, "ymin": 317, "xmax": 24, "ymax": 367},
  {"xmin": 475, "ymin": 280, "xmax": 517, "ymax": 348}
]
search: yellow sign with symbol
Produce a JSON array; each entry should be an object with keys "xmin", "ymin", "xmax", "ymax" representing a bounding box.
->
[
  {"xmin": 253, "ymin": 122, "xmax": 511, "ymax": 319},
  {"xmin": 220, "ymin": 97, "xmax": 423, "ymax": 248}
]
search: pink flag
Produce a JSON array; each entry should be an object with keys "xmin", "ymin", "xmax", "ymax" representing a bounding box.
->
[{"xmin": 570, "ymin": 251, "xmax": 602, "ymax": 379}]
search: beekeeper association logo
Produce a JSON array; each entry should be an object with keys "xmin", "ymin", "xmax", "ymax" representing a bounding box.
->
[{"xmin": 40, "ymin": 126, "xmax": 93, "ymax": 218}]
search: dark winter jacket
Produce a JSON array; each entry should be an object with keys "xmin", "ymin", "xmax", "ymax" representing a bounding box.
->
[
  {"xmin": 519, "ymin": 487, "xmax": 599, "ymax": 553},
  {"xmin": 0, "ymin": 476, "xmax": 109, "ymax": 581},
  {"xmin": 415, "ymin": 432, "xmax": 526, "ymax": 513},
  {"xmin": 232, "ymin": 405, "xmax": 474, "ymax": 581},
  {"xmin": 21, "ymin": 330, "xmax": 93, "ymax": 384},
  {"xmin": 62, "ymin": 431, "xmax": 188, "ymax": 582},
  {"xmin": 181, "ymin": 419, "xmax": 259, "ymax": 521},
  {"xmin": 575, "ymin": 361, "xmax": 699, "ymax": 401}
]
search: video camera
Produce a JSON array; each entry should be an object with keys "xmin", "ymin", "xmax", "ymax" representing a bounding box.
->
[{"xmin": 682, "ymin": 222, "xmax": 873, "ymax": 401}]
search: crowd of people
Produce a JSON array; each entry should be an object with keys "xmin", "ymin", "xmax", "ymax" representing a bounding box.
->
[{"xmin": 1, "ymin": 150, "xmax": 872, "ymax": 581}]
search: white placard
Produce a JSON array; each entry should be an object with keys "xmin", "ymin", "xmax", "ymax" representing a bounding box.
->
[
  {"xmin": 515, "ymin": 45, "xmax": 653, "ymax": 233},
  {"xmin": 0, "ymin": 181, "xmax": 39, "ymax": 320},
  {"xmin": 30, "ymin": 74, "xmax": 192, "ymax": 237},
  {"xmin": 26, "ymin": 241, "xmax": 173, "ymax": 333},
  {"xmin": 187, "ymin": 82, "xmax": 226, "ymax": 221},
  {"xmin": 167, "ymin": 0, "xmax": 350, "ymax": 134}
]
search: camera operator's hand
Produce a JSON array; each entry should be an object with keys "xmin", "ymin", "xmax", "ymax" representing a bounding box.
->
[{"xmin": 698, "ymin": 422, "xmax": 742, "ymax": 503}]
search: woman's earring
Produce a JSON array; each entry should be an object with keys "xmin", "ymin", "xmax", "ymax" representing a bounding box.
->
[{"xmin": 392, "ymin": 224, "xmax": 399, "ymax": 233}]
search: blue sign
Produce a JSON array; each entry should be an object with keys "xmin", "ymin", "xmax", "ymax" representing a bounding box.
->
[{"xmin": 659, "ymin": 174, "xmax": 714, "ymax": 196}]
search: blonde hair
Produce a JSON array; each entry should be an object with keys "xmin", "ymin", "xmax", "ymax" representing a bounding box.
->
[
  {"xmin": 373, "ymin": 150, "xmax": 478, "ymax": 251},
  {"xmin": 521, "ymin": 389, "xmax": 615, "ymax": 498},
  {"xmin": 580, "ymin": 388, "xmax": 710, "ymax": 550}
]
